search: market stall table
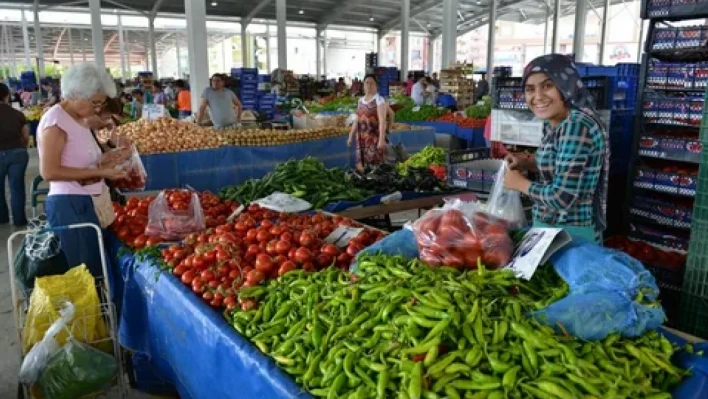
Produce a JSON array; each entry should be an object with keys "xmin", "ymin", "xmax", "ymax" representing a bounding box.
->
[{"xmin": 334, "ymin": 193, "xmax": 457, "ymax": 220}]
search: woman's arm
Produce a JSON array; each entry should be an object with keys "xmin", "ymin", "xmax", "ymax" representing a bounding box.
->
[
  {"xmin": 525, "ymin": 123, "xmax": 594, "ymax": 211},
  {"xmin": 21, "ymin": 125, "xmax": 30, "ymax": 146},
  {"xmin": 39, "ymin": 126, "xmax": 122, "ymax": 182},
  {"xmin": 377, "ymin": 102, "xmax": 388, "ymax": 140},
  {"xmin": 347, "ymin": 114, "xmax": 357, "ymax": 146}
]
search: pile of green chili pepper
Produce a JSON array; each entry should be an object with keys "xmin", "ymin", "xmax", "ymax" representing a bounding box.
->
[
  {"xmin": 396, "ymin": 146, "xmax": 448, "ymax": 176},
  {"xmin": 231, "ymin": 254, "xmax": 686, "ymax": 399},
  {"xmin": 218, "ymin": 157, "xmax": 369, "ymax": 208}
]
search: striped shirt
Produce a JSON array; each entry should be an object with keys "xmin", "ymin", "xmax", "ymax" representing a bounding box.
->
[{"xmin": 528, "ymin": 109, "xmax": 606, "ymax": 227}]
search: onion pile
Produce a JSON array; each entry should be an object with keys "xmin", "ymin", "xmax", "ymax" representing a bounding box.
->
[
  {"xmin": 115, "ymin": 118, "xmax": 227, "ymax": 154},
  {"xmin": 217, "ymin": 127, "xmax": 346, "ymax": 146}
]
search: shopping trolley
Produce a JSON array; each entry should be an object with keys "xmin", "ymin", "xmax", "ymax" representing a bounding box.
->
[
  {"xmin": 7, "ymin": 222, "xmax": 127, "ymax": 399},
  {"xmin": 29, "ymin": 175, "xmax": 49, "ymax": 218}
]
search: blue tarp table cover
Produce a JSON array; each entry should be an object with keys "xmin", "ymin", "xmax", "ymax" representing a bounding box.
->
[
  {"xmin": 402, "ymin": 121, "xmax": 484, "ymax": 147},
  {"xmin": 108, "ymin": 235, "xmax": 708, "ymax": 399},
  {"xmin": 140, "ymin": 129, "xmax": 435, "ymax": 193}
]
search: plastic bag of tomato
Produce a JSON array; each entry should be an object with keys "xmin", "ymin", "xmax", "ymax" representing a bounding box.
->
[
  {"xmin": 145, "ymin": 190, "xmax": 206, "ymax": 241},
  {"xmin": 167, "ymin": 205, "xmax": 385, "ymax": 310},
  {"xmin": 113, "ymin": 146, "xmax": 147, "ymax": 191},
  {"xmin": 412, "ymin": 207, "xmax": 514, "ymax": 269}
]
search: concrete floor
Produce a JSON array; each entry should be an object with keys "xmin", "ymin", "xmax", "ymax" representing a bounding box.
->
[{"xmin": 0, "ymin": 150, "xmax": 157, "ymax": 398}]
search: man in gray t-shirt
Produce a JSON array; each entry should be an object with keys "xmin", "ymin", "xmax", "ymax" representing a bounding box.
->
[{"xmin": 196, "ymin": 73, "xmax": 242, "ymax": 128}]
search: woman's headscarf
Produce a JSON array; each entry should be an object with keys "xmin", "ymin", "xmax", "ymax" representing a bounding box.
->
[{"xmin": 521, "ymin": 53, "xmax": 609, "ymax": 235}]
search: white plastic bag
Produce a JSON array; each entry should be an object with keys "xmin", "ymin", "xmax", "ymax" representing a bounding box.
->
[
  {"xmin": 487, "ymin": 162, "xmax": 527, "ymax": 229},
  {"xmin": 19, "ymin": 302, "xmax": 75, "ymax": 384}
]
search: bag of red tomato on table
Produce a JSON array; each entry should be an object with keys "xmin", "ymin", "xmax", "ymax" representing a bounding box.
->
[
  {"xmin": 113, "ymin": 145, "xmax": 147, "ymax": 191},
  {"xmin": 145, "ymin": 189, "xmax": 206, "ymax": 241}
]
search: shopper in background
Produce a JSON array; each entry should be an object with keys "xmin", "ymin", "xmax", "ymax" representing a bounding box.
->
[
  {"xmin": 130, "ymin": 89, "xmax": 145, "ymax": 119},
  {"xmin": 431, "ymin": 72, "xmax": 440, "ymax": 89},
  {"xmin": 503, "ymin": 54, "xmax": 608, "ymax": 243},
  {"xmin": 37, "ymin": 63, "xmax": 129, "ymax": 276},
  {"xmin": 347, "ymin": 74, "xmax": 389, "ymax": 169},
  {"xmin": 164, "ymin": 82, "xmax": 176, "ymax": 102},
  {"xmin": 152, "ymin": 85, "xmax": 166, "ymax": 106},
  {"xmin": 475, "ymin": 74, "xmax": 490, "ymax": 102},
  {"xmin": 335, "ymin": 78, "xmax": 347, "ymax": 96},
  {"xmin": 0, "ymin": 83, "xmax": 30, "ymax": 227},
  {"xmin": 351, "ymin": 78, "xmax": 363, "ymax": 96},
  {"xmin": 405, "ymin": 73, "xmax": 414, "ymax": 96},
  {"xmin": 411, "ymin": 76, "xmax": 430, "ymax": 106},
  {"xmin": 175, "ymin": 79, "xmax": 192, "ymax": 119},
  {"xmin": 196, "ymin": 73, "xmax": 242, "ymax": 129}
]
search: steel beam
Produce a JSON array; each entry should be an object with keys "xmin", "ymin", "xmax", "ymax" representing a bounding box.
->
[
  {"xmin": 380, "ymin": 0, "xmax": 439, "ymax": 35},
  {"xmin": 318, "ymin": 0, "xmax": 369, "ymax": 30},
  {"xmin": 243, "ymin": 0, "xmax": 272, "ymax": 27}
]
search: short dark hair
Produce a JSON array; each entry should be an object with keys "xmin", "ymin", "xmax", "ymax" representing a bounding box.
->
[
  {"xmin": 175, "ymin": 79, "xmax": 186, "ymax": 88},
  {"xmin": 131, "ymin": 89, "xmax": 144, "ymax": 96},
  {"xmin": 0, "ymin": 83, "xmax": 9, "ymax": 102},
  {"xmin": 363, "ymin": 74, "xmax": 378, "ymax": 85}
]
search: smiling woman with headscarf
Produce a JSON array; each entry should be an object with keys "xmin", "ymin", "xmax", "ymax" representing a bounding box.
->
[{"xmin": 503, "ymin": 54, "xmax": 609, "ymax": 243}]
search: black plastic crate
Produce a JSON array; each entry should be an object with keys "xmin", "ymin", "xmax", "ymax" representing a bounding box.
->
[
  {"xmin": 645, "ymin": 262, "xmax": 685, "ymax": 290},
  {"xmin": 357, "ymin": 215, "xmax": 394, "ymax": 232}
]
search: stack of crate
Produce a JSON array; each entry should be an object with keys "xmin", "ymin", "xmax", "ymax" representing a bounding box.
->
[{"xmin": 440, "ymin": 63, "xmax": 475, "ymax": 109}]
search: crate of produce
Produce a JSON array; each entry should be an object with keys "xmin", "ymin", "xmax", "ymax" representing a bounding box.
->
[
  {"xmin": 638, "ymin": 135, "xmax": 703, "ymax": 162},
  {"xmin": 629, "ymin": 222, "xmax": 691, "ymax": 251},
  {"xmin": 446, "ymin": 147, "xmax": 499, "ymax": 192},
  {"xmin": 634, "ymin": 166, "xmax": 698, "ymax": 196},
  {"xmin": 630, "ymin": 195, "xmax": 693, "ymax": 228},
  {"xmin": 606, "ymin": 235, "xmax": 686, "ymax": 288}
]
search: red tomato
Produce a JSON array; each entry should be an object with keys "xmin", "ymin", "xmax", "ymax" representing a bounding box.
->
[
  {"xmin": 266, "ymin": 240, "xmax": 279, "ymax": 256},
  {"xmin": 300, "ymin": 232, "xmax": 316, "ymax": 248},
  {"xmin": 294, "ymin": 247, "xmax": 314, "ymax": 264},
  {"xmin": 346, "ymin": 243, "xmax": 362, "ymax": 257},
  {"xmin": 255, "ymin": 254, "xmax": 274, "ymax": 273},
  {"xmin": 146, "ymin": 236, "xmax": 162, "ymax": 247},
  {"xmin": 246, "ymin": 269, "xmax": 265, "ymax": 284},
  {"xmin": 256, "ymin": 230, "xmax": 272, "ymax": 243},
  {"xmin": 275, "ymin": 240, "xmax": 291, "ymax": 255},
  {"xmin": 280, "ymin": 231, "xmax": 294, "ymax": 243},
  {"xmin": 336, "ymin": 253, "xmax": 352, "ymax": 266},
  {"xmin": 133, "ymin": 235, "xmax": 148, "ymax": 249},
  {"xmin": 288, "ymin": 247, "xmax": 298, "ymax": 261},
  {"xmin": 200, "ymin": 269, "xmax": 216, "ymax": 282},
  {"xmin": 316, "ymin": 254, "xmax": 333, "ymax": 269},
  {"xmin": 485, "ymin": 224, "xmax": 507, "ymax": 236},
  {"xmin": 247, "ymin": 244, "xmax": 261, "ymax": 257},
  {"xmin": 173, "ymin": 264, "xmax": 187, "ymax": 277},
  {"xmin": 273, "ymin": 255, "xmax": 287, "ymax": 266},
  {"xmin": 302, "ymin": 262, "xmax": 316, "ymax": 272},
  {"xmin": 240, "ymin": 298, "xmax": 257, "ymax": 311},
  {"xmin": 321, "ymin": 244, "xmax": 340, "ymax": 257}
]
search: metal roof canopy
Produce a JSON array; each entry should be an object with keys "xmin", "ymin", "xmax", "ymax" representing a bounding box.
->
[{"xmin": 2, "ymin": 0, "xmax": 637, "ymax": 67}]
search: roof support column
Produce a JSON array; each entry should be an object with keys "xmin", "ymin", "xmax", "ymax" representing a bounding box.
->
[
  {"xmin": 552, "ymin": 0, "xmax": 560, "ymax": 52},
  {"xmin": 148, "ymin": 18, "xmax": 158, "ymax": 77},
  {"xmin": 21, "ymin": 9, "xmax": 31, "ymax": 71},
  {"xmin": 175, "ymin": 34, "xmax": 182, "ymax": 78},
  {"xmin": 441, "ymin": 0, "xmax": 458, "ymax": 68},
  {"xmin": 125, "ymin": 30, "xmax": 131, "ymax": 76},
  {"xmin": 427, "ymin": 35, "xmax": 434, "ymax": 73},
  {"xmin": 265, "ymin": 25, "xmax": 271, "ymax": 72},
  {"xmin": 88, "ymin": 0, "xmax": 105, "ymax": 70},
  {"xmin": 486, "ymin": 0, "xmax": 497, "ymax": 74},
  {"xmin": 7, "ymin": 25, "xmax": 17, "ymax": 77},
  {"xmin": 572, "ymin": 0, "xmax": 587, "ymax": 61},
  {"xmin": 276, "ymin": 0, "xmax": 287, "ymax": 70},
  {"xmin": 376, "ymin": 30, "xmax": 381, "ymax": 54},
  {"xmin": 185, "ymin": 0, "xmax": 209, "ymax": 112},
  {"xmin": 599, "ymin": 0, "xmax": 610, "ymax": 64},
  {"xmin": 240, "ymin": 23, "xmax": 248, "ymax": 67},
  {"xmin": 322, "ymin": 29, "xmax": 327, "ymax": 78},
  {"xmin": 1, "ymin": 27, "xmax": 7, "ymax": 80},
  {"xmin": 315, "ymin": 28, "xmax": 321, "ymax": 78},
  {"xmin": 118, "ymin": 14, "xmax": 126, "ymax": 82},
  {"xmin": 400, "ymin": 0, "xmax": 410, "ymax": 80},
  {"xmin": 33, "ymin": 1, "xmax": 45, "ymax": 78},
  {"xmin": 68, "ymin": 28, "xmax": 75, "ymax": 65},
  {"xmin": 543, "ymin": 7, "xmax": 549, "ymax": 53}
]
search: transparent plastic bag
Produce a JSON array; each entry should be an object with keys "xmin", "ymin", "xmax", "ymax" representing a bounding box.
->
[
  {"xmin": 19, "ymin": 303, "xmax": 75, "ymax": 384},
  {"xmin": 487, "ymin": 162, "xmax": 527, "ymax": 229},
  {"xmin": 113, "ymin": 145, "xmax": 147, "ymax": 191},
  {"xmin": 38, "ymin": 337, "xmax": 118, "ymax": 399},
  {"xmin": 145, "ymin": 190, "xmax": 206, "ymax": 241},
  {"xmin": 411, "ymin": 205, "xmax": 514, "ymax": 269}
]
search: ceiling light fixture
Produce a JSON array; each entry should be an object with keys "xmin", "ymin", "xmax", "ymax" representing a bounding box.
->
[
  {"xmin": 369, "ymin": 16, "xmax": 374, "ymax": 21},
  {"xmin": 298, "ymin": 9, "xmax": 304, "ymax": 14},
  {"xmin": 211, "ymin": 2, "xmax": 217, "ymax": 5},
  {"xmin": 427, "ymin": 22, "xmax": 431, "ymax": 27}
]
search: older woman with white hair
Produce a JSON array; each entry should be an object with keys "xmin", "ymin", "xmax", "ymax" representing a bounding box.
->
[{"xmin": 37, "ymin": 63, "xmax": 130, "ymax": 276}]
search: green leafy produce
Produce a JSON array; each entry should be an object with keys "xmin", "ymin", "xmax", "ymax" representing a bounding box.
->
[
  {"xmin": 395, "ymin": 105, "xmax": 445, "ymax": 121},
  {"xmin": 219, "ymin": 157, "xmax": 369, "ymax": 209},
  {"xmin": 465, "ymin": 95, "xmax": 492, "ymax": 119},
  {"xmin": 231, "ymin": 254, "xmax": 686, "ymax": 399},
  {"xmin": 308, "ymin": 97, "xmax": 358, "ymax": 113},
  {"xmin": 397, "ymin": 145, "xmax": 447, "ymax": 175},
  {"xmin": 346, "ymin": 164, "xmax": 448, "ymax": 193}
]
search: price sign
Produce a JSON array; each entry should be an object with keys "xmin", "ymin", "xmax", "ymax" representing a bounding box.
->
[
  {"xmin": 325, "ymin": 226, "xmax": 365, "ymax": 248},
  {"xmin": 142, "ymin": 104, "xmax": 165, "ymax": 120},
  {"xmin": 504, "ymin": 228, "xmax": 571, "ymax": 280}
]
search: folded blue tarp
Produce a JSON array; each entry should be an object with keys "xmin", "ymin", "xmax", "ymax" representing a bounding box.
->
[
  {"xmin": 139, "ymin": 129, "xmax": 435, "ymax": 193},
  {"xmin": 401, "ymin": 121, "xmax": 484, "ymax": 148}
]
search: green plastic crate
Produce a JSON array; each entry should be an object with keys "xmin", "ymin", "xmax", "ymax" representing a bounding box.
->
[
  {"xmin": 679, "ymin": 292, "xmax": 708, "ymax": 339},
  {"xmin": 682, "ymin": 219, "xmax": 708, "ymax": 296}
]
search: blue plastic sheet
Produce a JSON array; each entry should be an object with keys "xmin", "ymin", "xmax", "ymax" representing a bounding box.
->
[
  {"xmin": 661, "ymin": 329, "xmax": 708, "ymax": 399},
  {"xmin": 322, "ymin": 191, "xmax": 442, "ymax": 213},
  {"xmin": 139, "ymin": 129, "xmax": 435, "ymax": 193},
  {"xmin": 535, "ymin": 240, "xmax": 666, "ymax": 341},
  {"xmin": 402, "ymin": 122, "xmax": 484, "ymax": 147}
]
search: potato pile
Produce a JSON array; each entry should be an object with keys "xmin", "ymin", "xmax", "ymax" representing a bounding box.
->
[
  {"xmin": 217, "ymin": 127, "xmax": 346, "ymax": 146},
  {"xmin": 115, "ymin": 118, "xmax": 227, "ymax": 154}
]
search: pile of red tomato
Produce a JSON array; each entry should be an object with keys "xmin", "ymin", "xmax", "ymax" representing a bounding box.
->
[
  {"xmin": 431, "ymin": 113, "xmax": 486, "ymax": 128},
  {"xmin": 412, "ymin": 209, "xmax": 514, "ymax": 269},
  {"xmin": 605, "ymin": 236, "xmax": 685, "ymax": 270},
  {"xmin": 166, "ymin": 205, "xmax": 385, "ymax": 310},
  {"xmin": 111, "ymin": 190, "xmax": 237, "ymax": 248}
]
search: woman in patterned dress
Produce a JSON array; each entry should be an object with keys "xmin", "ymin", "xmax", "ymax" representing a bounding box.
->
[
  {"xmin": 503, "ymin": 54, "xmax": 609, "ymax": 243},
  {"xmin": 347, "ymin": 74, "xmax": 390, "ymax": 169}
]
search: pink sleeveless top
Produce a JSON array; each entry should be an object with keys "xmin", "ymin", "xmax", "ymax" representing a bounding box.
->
[{"xmin": 37, "ymin": 104, "xmax": 105, "ymax": 196}]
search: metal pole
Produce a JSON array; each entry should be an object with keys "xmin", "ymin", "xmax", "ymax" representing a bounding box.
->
[
  {"xmin": 21, "ymin": 8, "xmax": 31, "ymax": 70},
  {"xmin": 427, "ymin": 36, "xmax": 434, "ymax": 73},
  {"xmin": 1, "ymin": 26, "xmax": 8, "ymax": 80},
  {"xmin": 88, "ymin": 0, "xmax": 105, "ymax": 70},
  {"xmin": 487, "ymin": 0, "xmax": 497, "ymax": 74},
  {"xmin": 265, "ymin": 25, "xmax": 271, "ymax": 72},
  {"xmin": 276, "ymin": 0, "xmax": 287, "ymax": 70},
  {"xmin": 315, "ymin": 28, "xmax": 321, "ymax": 77},
  {"xmin": 33, "ymin": 3, "xmax": 45, "ymax": 78},
  {"xmin": 442, "ymin": 0, "xmax": 452, "ymax": 68},
  {"xmin": 240, "ymin": 23, "xmax": 248, "ymax": 67},
  {"xmin": 68, "ymin": 27, "xmax": 75, "ymax": 65},
  {"xmin": 543, "ymin": 8, "xmax": 550, "ymax": 53},
  {"xmin": 185, "ymin": 0, "xmax": 210, "ymax": 112},
  {"xmin": 80, "ymin": 29, "xmax": 87, "ymax": 62},
  {"xmin": 322, "ymin": 29, "xmax": 327, "ymax": 78},
  {"xmin": 118, "ymin": 15, "xmax": 126, "ymax": 82},
  {"xmin": 637, "ymin": 20, "xmax": 645, "ymax": 61},
  {"xmin": 400, "ymin": 0, "xmax": 410, "ymax": 79},
  {"xmin": 599, "ymin": 0, "xmax": 610, "ymax": 64},
  {"xmin": 572, "ymin": 0, "xmax": 587, "ymax": 61},
  {"xmin": 149, "ymin": 18, "xmax": 158, "ymax": 78},
  {"xmin": 125, "ymin": 30, "xmax": 131, "ymax": 77},
  {"xmin": 175, "ymin": 34, "xmax": 182, "ymax": 78},
  {"xmin": 221, "ymin": 33, "xmax": 227, "ymax": 72},
  {"xmin": 552, "ymin": 0, "xmax": 560, "ymax": 53},
  {"xmin": 9, "ymin": 26, "xmax": 18, "ymax": 77}
]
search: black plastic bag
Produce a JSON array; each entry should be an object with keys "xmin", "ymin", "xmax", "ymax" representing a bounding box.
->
[{"xmin": 14, "ymin": 236, "xmax": 69, "ymax": 293}]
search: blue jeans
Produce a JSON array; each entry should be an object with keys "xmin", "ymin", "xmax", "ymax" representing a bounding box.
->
[
  {"xmin": 178, "ymin": 110, "xmax": 192, "ymax": 119},
  {"xmin": 0, "ymin": 148, "xmax": 28, "ymax": 226},
  {"xmin": 45, "ymin": 194, "xmax": 107, "ymax": 277}
]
